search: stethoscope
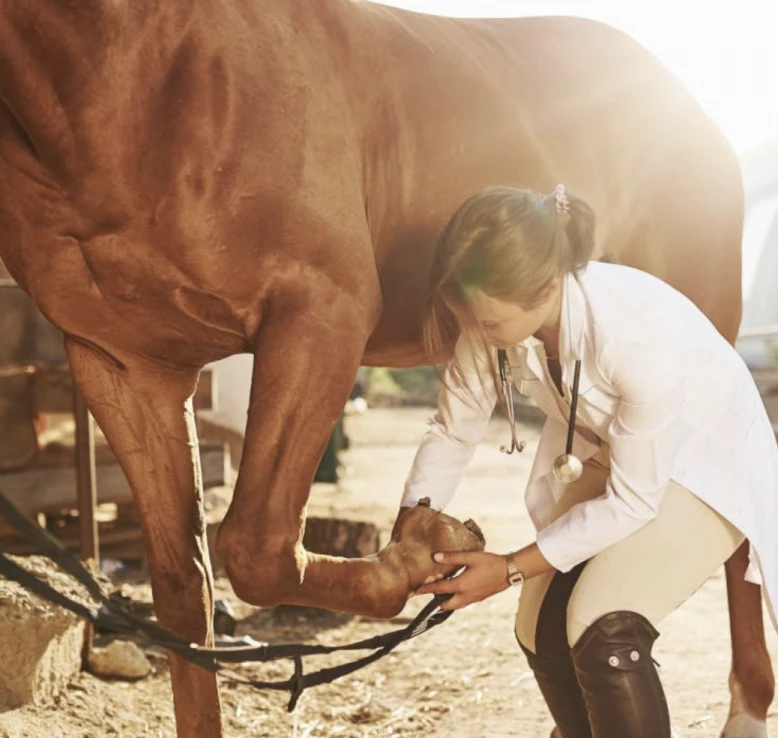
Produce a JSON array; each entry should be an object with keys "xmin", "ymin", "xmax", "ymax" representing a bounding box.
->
[{"xmin": 497, "ymin": 348, "xmax": 584, "ymax": 484}]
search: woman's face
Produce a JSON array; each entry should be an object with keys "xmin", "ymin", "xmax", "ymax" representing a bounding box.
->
[{"xmin": 467, "ymin": 283, "xmax": 561, "ymax": 349}]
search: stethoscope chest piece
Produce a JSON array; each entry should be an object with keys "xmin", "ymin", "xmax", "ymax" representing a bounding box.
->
[{"xmin": 552, "ymin": 453, "xmax": 583, "ymax": 483}]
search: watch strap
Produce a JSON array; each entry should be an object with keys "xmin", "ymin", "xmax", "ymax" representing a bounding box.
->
[{"xmin": 505, "ymin": 551, "xmax": 525, "ymax": 587}]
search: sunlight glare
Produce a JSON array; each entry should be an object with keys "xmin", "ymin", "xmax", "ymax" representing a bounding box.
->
[{"xmin": 373, "ymin": 0, "xmax": 778, "ymax": 155}]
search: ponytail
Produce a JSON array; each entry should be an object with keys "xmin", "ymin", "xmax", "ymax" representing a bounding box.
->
[
  {"xmin": 563, "ymin": 191, "xmax": 596, "ymax": 271},
  {"xmin": 545, "ymin": 184, "xmax": 596, "ymax": 273}
]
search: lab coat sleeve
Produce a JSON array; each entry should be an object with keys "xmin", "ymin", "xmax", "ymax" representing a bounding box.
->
[
  {"xmin": 401, "ymin": 336, "xmax": 498, "ymax": 511},
  {"xmin": 535, "ymin": 335, "xmax": 685, "ymax": 572}
]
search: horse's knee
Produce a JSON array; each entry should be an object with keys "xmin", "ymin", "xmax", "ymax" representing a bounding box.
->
[
  {"xmin": 149, "ymin": 560, "xmax": 215, "ymax": 643},
  {"xmin": 216, "ymin": 525, "xmax": 301, "ymax": 608}
]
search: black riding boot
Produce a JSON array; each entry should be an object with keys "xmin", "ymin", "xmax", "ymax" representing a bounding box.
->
[
  {"xmin": 571, "ymin": 611, "xmax": 671, "ymax": 738},
  {"xmin": 520, "ymin": 644, "xmax": 593, "ymax": 738}
]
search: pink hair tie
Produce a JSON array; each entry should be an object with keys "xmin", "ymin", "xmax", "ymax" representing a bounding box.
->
[{"xmin": 554, "ymin": 183, "xmax": 570, "ymax": 214}]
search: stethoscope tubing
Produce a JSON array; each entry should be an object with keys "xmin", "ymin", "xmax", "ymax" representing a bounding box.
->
[
  {"xmin": 497, "ymin": 347, "xmax": 582, "ymax": 475},
  {"xmin": 497, "ymin": 348, "xmax": 525, "ymax": 454},
  {"xmin": 565, "ymin": 359, "xmax": 582, "ymax": 455}
]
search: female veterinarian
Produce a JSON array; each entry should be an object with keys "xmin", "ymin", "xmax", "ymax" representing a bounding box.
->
[{"xmin": 398, "ymin": 185, "xmax": 778, "ymax": 738}]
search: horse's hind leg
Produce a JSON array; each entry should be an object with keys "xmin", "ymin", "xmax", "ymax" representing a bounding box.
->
[
  {"xmin": 66, "ymin": 338, "xmax": 222, "ymax": 738},
  {"xmin": 722, "ymin": 542, "xmax": 774, "ymax": 738}
]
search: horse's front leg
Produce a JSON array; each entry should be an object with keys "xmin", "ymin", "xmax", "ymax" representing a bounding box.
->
[
  {"xmin": 216, "ymin": 285, "xmax": 482, "ymax": 618},
  {"xmin": 722, "ymin": 541, "xmax": 774, "ymax": 738},
  {"xmin": 66, "ymin": 339, "xmax": 222, "ymax": 738}
]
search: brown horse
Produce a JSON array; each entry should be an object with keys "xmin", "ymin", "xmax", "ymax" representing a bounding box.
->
[{"xmin": 0, "ymin": 1, "xmax": 772, "ymax": 736}]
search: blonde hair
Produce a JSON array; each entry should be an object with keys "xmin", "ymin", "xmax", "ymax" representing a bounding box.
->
[{"xmin": 424, "ymin": 185, "xmax": 596, "ymax": 395}]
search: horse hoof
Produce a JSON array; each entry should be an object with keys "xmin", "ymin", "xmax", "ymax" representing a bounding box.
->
[
  {"xmin": 386, "ymin": 502, "xmax": 485, "ymax": 589},
  {"xmin": 719, "ymin": 713, "xmax": 769, "ymax": 738},
  {"xmin": 464, "ymin": 518, "xmax": 485, "ymax": 544}
]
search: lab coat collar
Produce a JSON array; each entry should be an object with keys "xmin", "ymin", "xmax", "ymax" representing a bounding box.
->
[
  {"xmin": 559, "ymin": 270, "xmax": 586, "ymax": 359},
  {"xmin": 516, "ymin": 270, "xmax": 587, "ymax": 390},
  {"xmin": 559, "ymin": 270, "xmax": 587, "ymax": 388},
  {"xmin": 516, "ymin": 336, "xmax": 545, "ymax": 381}
]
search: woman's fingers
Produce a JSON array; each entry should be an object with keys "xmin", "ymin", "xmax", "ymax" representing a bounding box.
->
[
  {"xmin": 415, "ymin": 576, "xmax": 460, "ymax": 597},
  {"xmin": 433, "ymin": 551, "xmax": 482, "ymax": 566},
  {"xmin": 413, "ymin": 550, "xmax": 509, "ymax": 610}
]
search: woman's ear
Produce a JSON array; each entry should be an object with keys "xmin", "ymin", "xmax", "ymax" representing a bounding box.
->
[{"xmin": 537, "ymin": 278, "xmax": 561, "ymax": 303}]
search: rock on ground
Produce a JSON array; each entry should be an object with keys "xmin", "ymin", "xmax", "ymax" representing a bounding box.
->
[
  {"xmin": 87, "ymin": 640, "xmax": 151, "ymax": 681},
  {"xmin": 0, "ymin": 555, "xmax": 92, "ymax": 709}
]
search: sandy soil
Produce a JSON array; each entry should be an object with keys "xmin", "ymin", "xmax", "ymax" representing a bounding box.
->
[{"xmin": 1, "ymin": 407, "xmax": 777, "ymax": 738}]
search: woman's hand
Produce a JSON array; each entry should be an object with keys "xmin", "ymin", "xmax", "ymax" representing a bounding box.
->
[{"xmin": 414, "ymin": 550, "xmax": 509, "ymax": 611}]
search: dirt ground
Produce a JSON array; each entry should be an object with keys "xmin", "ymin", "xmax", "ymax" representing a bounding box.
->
[{"xmin": 1, "ymin": 407, "xmax": 777, "ymax": 738}]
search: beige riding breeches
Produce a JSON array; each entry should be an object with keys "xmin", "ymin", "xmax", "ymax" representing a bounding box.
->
[{"xmin": 515, "ymin": 445, "xmax": 744, "ymax": 654}]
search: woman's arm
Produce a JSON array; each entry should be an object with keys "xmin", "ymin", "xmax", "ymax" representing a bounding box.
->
[
  {"xmin": 400, "ymin": 334, "xmax": 498, "ymax": 511},
  {"xmin": 413, "ymin": 542, "xmax": 555, "ymax": 610}
]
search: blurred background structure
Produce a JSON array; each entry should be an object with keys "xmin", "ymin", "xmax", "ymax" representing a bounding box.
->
[{"xmin": 738, "ymin": 137, "xmax": 778, "ymax": 363}]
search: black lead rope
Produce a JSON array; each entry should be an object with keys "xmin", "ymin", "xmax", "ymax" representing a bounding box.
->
[{"xmin": 0, "ymin": 488, "xmax": 456, "ymax": 710}]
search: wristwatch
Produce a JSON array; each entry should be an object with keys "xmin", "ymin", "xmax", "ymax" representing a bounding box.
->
[{"xmin": 505, "ymin": 551, "xmax": 525, "ymax": 587}]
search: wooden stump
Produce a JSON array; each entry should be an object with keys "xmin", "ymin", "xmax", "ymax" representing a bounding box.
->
[{"xmin": 302, "ymin": 516, "xmax": 379, "ymax": 559}]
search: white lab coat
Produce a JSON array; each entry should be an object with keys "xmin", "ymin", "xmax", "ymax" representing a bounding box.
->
[{"xmin": 402, "ymin": 262, "xmax": 778, "ymax": 630}]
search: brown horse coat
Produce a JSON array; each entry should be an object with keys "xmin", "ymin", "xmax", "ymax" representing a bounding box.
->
[{"xmin": 0, "ymin": 2, "xmax": 772, "ymax": 736}]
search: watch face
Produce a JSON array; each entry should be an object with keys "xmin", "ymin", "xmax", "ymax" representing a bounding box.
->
[{"xmin": 508, "ymin": 571, "xmax": 524, "ymax": 586}]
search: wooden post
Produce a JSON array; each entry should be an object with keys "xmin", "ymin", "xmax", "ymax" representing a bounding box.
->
[
  {"xmin": 72, "ymin": 383, "xmax": 98, "ymax": 664},
  {"xmin": 72, "ymin": 385, "xmax": 99, "ymax": 564}
]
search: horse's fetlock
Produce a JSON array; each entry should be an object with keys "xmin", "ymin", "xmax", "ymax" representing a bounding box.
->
[{"xmin": 730, "ymin": 664, "xmax": 775, "ymax": 719}]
